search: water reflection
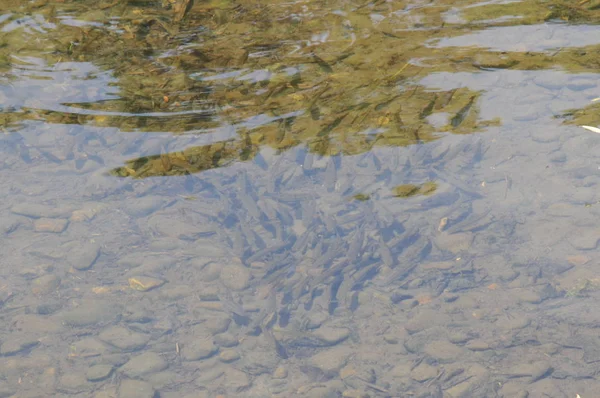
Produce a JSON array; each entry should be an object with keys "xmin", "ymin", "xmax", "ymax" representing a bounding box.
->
[{"xmin": 2, "ymin": 0, "xmax": 600, "ymax": 397}]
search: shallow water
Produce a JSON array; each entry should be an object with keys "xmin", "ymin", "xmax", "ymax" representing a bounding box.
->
[{"xmin": 2, "ymin": 0, "xmax": 600, "ymax": 397}]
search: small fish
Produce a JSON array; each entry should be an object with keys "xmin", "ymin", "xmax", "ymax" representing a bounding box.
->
[{"xmin": 451, "ymin": 95, "xmax": 476, "ymax": 128}]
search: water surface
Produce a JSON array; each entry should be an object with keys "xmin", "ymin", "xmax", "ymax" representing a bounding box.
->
[{"xmin": 2, "ymin": 0, "xmax": 600, "ymax": 397}]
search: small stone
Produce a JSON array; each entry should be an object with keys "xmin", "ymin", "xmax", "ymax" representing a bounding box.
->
[
  {"xmin": 465, "ymin": 339, "xmax": 490, "ymax": 351},
  {"xmin": 405, "ymin": 310, "xmax": 450, "ymax": 334},
  {"xmin": 421, "ymin": 261, "xmax": 455, "ymax": 270},
  {"xmin": 13, "ymin": 314, "xmax": 62, "ymax": 333},
  {"xmin": 0, "ymin": 338, "xmax": 39, "ymax": 356},
  {"xmin": 36, "ymin": 301, "xmax": 62, "ymax": 315},
  {"xmin": 61, "ymin": 300, "xmax": 121, "ymax": 327},
  {"xmin": 273, "ymin": 366, "xmax": 288, "ymax": 379},
  {"xmin": 309, "ymin": 346, "xmax": 351, "ymax": 376},
  {"xmin": 448, "ymin": 332, "xmax": 470, "ymax": 344},
  {"xmin": 0, "ymin": 384, "xmax": 16, "ymax": 398},
  {"xmin": 435, "ymin": 232, "xmax": 473, "ymax": 253},
  {"xmin": 182, "ymin": 339, "xmax": 218, "ymax": 361},
  {"xmin": 66, "ymin": 242, "xmax": 100, "ymax": 270},
  {"xmin": 499, "ymin": 316, "xmax": 531, "ymax": 331},
  {"xmin": 342, "ymin": 390, "xmax": 370, "ymax": 398},
  {"xmin": 147, "ymin": 214, "xmax": 215, "ymax": 240},
  {"xmin": 223, "ymin": 368, "xmax": 250, "ymax": 392},
  {"xmin": 118, "ymin": 379, "xmax": 155, "ymax": 398},
  {"xmin": 128, "ymin": 276, "xmax": 165, "ymax": 292},
  {"xmin": 0, "ymin": 215, "xmax": 25, "ymax": 234},
  {"xmin": 120, "ymin": 352, "xmax": 168, "ymax": 378},
  {"xmin": 411, "ymin": 363, "xmax": 438, "ymax": 382},
  {"xmin": 388, "ymin": 363, "xmax": 412, "ymax": 379},
  {"xmin": 516, "ymin": 290, "xmax": 542, "ymax": 304},
  {"xmin": 98, "ymin": 326, "xmax": 150, "ymax": 351},
  {"xmin": 70, "ymin": 209, "xmax": 96, "ymax": 222},
  {"xmin": 423, "ymin": 340, "xmax": 464, "ymax": 362},
  {"xmin": 567, "ymin": 255, "xmax": 590, "ymax": 266},
  {"xmin": 86, "ymin": 364, "xmax": 113, "ymax": 382},
  {"xmin": 203, "ymin": 316, "xmax": 231, "ymax": 335},
  {"xmin": 196, "ymin": 261, "xmax": 222, "ymax": 282},
  {"xmin": 219, "ymin": 259, "xmax": 251, "ymax": 291},
  {"xmin": 312, "ymin": 327, "xmax": 350, "ymax": 346},
  {"xmin": 214, "ymin": 333, "xmax": 238, "ymax": 348},
  {"xmin": 219, "ymin": 349, "xmax": 240, "ymax": 363},
  {"xmin": 160, "ymin": 284, "xmax": 193, "ymax": 301},
  {"xmin": 34, "ymin": 218, "xmax": 68, "ymax": 233},
  {"xmin": 60, "ymin": 372, "xmax": 88, "ymax": 391},
  {"xmin": 12, "ymin": 203, "xmax": 71, "ymax": 218},
  {"xmin": 95, "ymin": 388, "xmax": 118, "ymax": 398},
  {"xmin": 383, "ymin": 334, "xmax": 399, "ymax": 344},
  {"xmin": 569, "ymin": 229, "xmax": 600, "ymax": 250},
  {"xmin": 31, "ymin": 274, "xmax": 61, "ymax": 295},
  {"xmin": 124, "ymin": 196, "xmax": 168, "ymax": 217}
]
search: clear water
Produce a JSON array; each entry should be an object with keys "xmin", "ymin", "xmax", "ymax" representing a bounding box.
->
[{"xmin": 1, "ymin": 0, "xmax": 600, "ymax": 397}]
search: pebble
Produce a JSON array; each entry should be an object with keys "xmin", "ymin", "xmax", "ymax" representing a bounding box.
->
[
  {"xmin": 410, "ymin": 362, "xmax": 438, "ymax": 382},
  {"xmin": 0, "ymin": 215, "xmax": 25, "ymax": 234},
  {"xmin": 203, "ymin": 316, "xmax": 231, "ymax": 335},
  {"xmin": 342, "ymin": 390, "xmax": 370, "ymax": 398},
  {"xmin": 311, "ymin": 326, "xmax": 350, "ymax": 346},
  {"xmin": 60, "ymin": 372, "xmax": 88, "ymax": 392},
  {"xmin": 465, "ymin": 339, "xmax": 490, "ymax": 351},
  {"xmin": 515, "ymin": 290, "xmax": 542, "ymax": 304},
  {"xmin": 197, "ymin": 261, "xmax": 222, "ymax": 282},
  {"xmin": 404, "ymin": 310, "xmax": 450, "ymax": 334},
  {"xmin": 71, "ymin": 337, "xmax": 109, "ymax": 357},
  {"xmin": 567, "ymin": 255, "xmax": 590, "ymax": 266},
  {"xmin": 214, "ymin": 333, "xmax": 238, "ymax": 348},
  {"xmin": 160, "ymin": 284, "xmax": 193, "ymax": 301},
  {"xmin": 182, "ymin": 339, "xmax": 218, "ymax": 361},
  {"xmin": 11, "ymin": 203, "xmax": 72, "ymax": 218},
  {"xmin": 190, "ymin": 241, "xmax": 227, "ymax": 258},
  {"xmin": 273, "ymin": 366, "xmax": 288, "ymax": 379},
  {"xmin": 124, "ymin": 196, "xmax": 168, "ymax": 217},
  {"xmin": 569, "ymin": 229, "xmax": 600, "ymax": 250},
  {"xmin": 13, "ymin": 315, "xmax": 62, "ymax": 336},
  {"xmin": 70, "ymin": 208, "xmax": 96, "ymax": 222},
  {"xmin": 128, "ymin": 276, "xmax": 166, "ymax": 292},
  {"xmin": 448, "ymin": 332, "xmax": 470, "ymax": 344},
  {"xmin": 383, "ymin": 334, "xmax": 399, "ymax": 344},
  {"xmin": 119, "ymin": 379, "xmax": 155, "ymax": 398},
  {"xmin": 499, "ymin": 315, "xmax": 531, "ymax": 331},
  {"xmin": 86, "ymin": 364, "xmax": 114, "ymax": 382},
  {"xmin": 61, "ymin": 300, "xmax": 121, "ymax": 327},
  {"xmin": 146, "ymin": 371, "xmax": 179, "ymax": 389},
  {"xmin": 36, "ymin": 300, "xmax": 62, "ymax": 315},
  {"xmin": 219, "ymin": 349, "xmax": 240, "ymax": 363},
  {"xmin": 147, "ymin": 214, "xmax": 215, "ymax": 240},
  {"xmin": 309, "ymin": 346, "xmax": 351, "ymax": 376},
  {"xmin": 435, "ymin": 232, "xmax": 473, "ymax": 253},
  {"xmin": 34, "ymin": 218, "xmax": 68, "ymax": 233},
  {"xmin": 66, "ymin": 241, "xmax": 100, "ymax": 270},
  {"xmin": 31, "ymin": 274, "xmax": 61, "ymax": 295},
  {"xmin": 0, "ymin": 384, "xmax": 15, "ymax": 398},
  {"xmin": 423, "ymin": 340, "xmax": 464, "ymax": 362},
  {"xmin": 98, "ymin": 326, "xmax": 150, "ymax": 351},
  {"xmin": 219, "ymin": 259, "xmax": 251, "ymax": 291},
  {"xmin": 223, "ymin": 368, "xmax": 251, "ymax": 392},
  {"xmin": 120, "ymin": 352, "xmax": 168, "ymax": 378},
  {"xmin": 0, "ymin": 338, "xmax": 39, "ymax": 356}
]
